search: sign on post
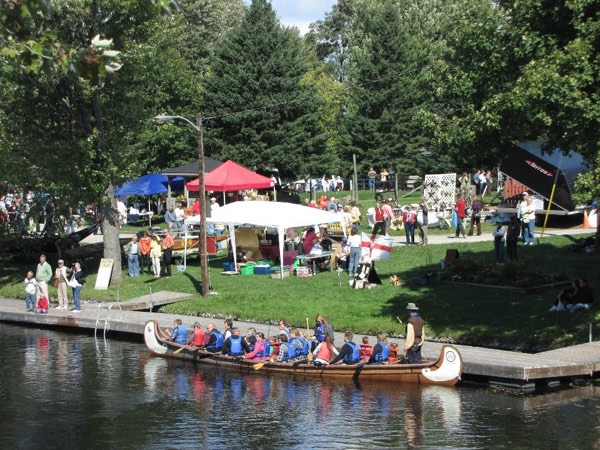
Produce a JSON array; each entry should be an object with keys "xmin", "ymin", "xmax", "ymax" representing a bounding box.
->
[{"xmin": 95, "ymin": 258, "xmax": 114, "ymax": 290}]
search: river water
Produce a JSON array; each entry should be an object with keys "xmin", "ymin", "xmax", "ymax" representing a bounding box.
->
[{"xmin": 0, "ymin": 323, "xmax": 598, "ymax": 449}]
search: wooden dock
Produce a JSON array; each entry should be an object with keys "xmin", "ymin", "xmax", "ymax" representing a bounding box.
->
[{"xmin": 0, "ymin": 296, "xmax": 598, "ymax": 390}]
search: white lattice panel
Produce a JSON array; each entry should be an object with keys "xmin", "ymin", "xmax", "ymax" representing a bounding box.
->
[{"xmin": 423, "ymin": 173, "xmax": 456, "ymax": 212}]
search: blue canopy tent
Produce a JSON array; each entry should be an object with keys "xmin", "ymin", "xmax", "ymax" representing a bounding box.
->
[{"xmin": 116, "ymin": 173, "xmax": 184, "ymax": 225}]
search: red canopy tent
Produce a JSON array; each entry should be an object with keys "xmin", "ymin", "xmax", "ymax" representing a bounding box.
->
[{"xmin": 186, "ymin": 160, "xmax": 273, "ymax": 191}]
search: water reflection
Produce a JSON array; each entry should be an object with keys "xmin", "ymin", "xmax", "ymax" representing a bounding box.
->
[{"xmin": 1, "ymin": 323, "xmax": 599, "ymax": 449}]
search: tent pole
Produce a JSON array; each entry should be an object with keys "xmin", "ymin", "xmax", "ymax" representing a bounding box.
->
[
  {"xmin": 540, "ymin": 154, "xmax": 563, "ymax": 239},
  {"xmin": 278, "ymin": 227, "xmax": 285, "ymax": 280}
]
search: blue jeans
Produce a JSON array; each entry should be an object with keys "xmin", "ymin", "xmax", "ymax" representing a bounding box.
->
[
  {"xmin": 368, "ymin": 178, "xmax": 375, "ymax": 190},
  {"xmin": 348, "ymin": 247, "xmax": 361, "ymax": 275},
  {"xmin": 25, "ymin": 293, "xmax": 36, "ymax": 310},
  {"xmin": 72, "ymin": 285, "xmax": 81, "ymax": 310},
  {"xmin": 494, "ymin": 240, "xmax": 505, "ymax": 264},
  {"xmin": 522, "ymin": 221, "xmax": 535, "ymax": 244},
  {"xmin": 128, "ymin": 253, "xmax": 140, "ymax": 276},
  {"xmin": 404, "ymin": 222, "xmax": 415, "ymax": 244}
]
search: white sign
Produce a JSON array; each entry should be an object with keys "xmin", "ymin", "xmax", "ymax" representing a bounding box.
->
[{"xmin": 95, "ymin": 258, "xmax": 114, "ymax": 290}]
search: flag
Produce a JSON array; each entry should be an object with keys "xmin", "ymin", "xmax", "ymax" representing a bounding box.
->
[{"xmin": 361, "ymin": 233, "xmax": 393, "ymax": 261}]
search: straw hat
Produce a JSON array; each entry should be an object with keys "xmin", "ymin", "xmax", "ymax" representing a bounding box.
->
[{"xmin": 406, "ymin": 302, "xmax": 419, "ymax": 311}]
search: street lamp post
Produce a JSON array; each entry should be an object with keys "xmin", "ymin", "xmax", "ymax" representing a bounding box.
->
[{"xmin": 154, "ymin": 114, "xmax": 209, "ymax": 297}]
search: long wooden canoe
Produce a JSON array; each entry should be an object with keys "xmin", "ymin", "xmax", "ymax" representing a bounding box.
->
[{"xmin": 144, "ymin": 320, "xmax": 462, "ymax": 386}]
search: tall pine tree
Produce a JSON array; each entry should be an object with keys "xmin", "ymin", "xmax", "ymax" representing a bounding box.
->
[{"xmin": 201, "ymin": 0, "xmax": 327, "ymax": 179}]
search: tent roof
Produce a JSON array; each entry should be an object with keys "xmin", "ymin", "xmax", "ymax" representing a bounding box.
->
[
  {"xmin": 115, "ymin": 173, "xmax": 184, "ymax": 196},
  {"xmin": 515, "ymin": 141, "xmax": 587, "ymax": 190},
  {"xmin": 161, "ymin": 158, "xmax": 223, "ymax": 177},
  {"xmin": 186, "ymin": 160, "xmax": 273, "ymax": 192},
  {"xmin": 185, "ymin": 201, "xmax": 346, "ymax": 229}
]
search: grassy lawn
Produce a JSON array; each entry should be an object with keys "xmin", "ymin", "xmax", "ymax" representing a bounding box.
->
[{"xmin": 1, "ymin": 226, "xmax": 597, "ymax": 351}]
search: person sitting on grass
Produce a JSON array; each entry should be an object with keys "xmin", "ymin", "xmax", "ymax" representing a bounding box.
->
[
  {"xmin": 221, "ymin": 327, "xmax": 248, "ymax": 357},
  {"xmin": 330, "ymin": 331, "xmax": 361, "ymax": 365},
  {"xmin": 312, "ymin": 335, "xmax": 339, "ymax": 367},
  {"xmin": 360, "ymin": 336, "xmax": 373, "ymax": 361},
  {"xmin": 566, "ymin": 278, "xmax": 594, "ymax": 313},
  {"xmin": 368, "ymin": 333, "xmax": 390, "ymax": 364},
  {"xmin": 166, "ymin": 319, "xmax": 188, "ymax": 345},
  {"xmin": 549, "ymin": 280, "xmax": 579, "ymax": 312},
  {"xmin": 244, "ymin": 332, "xmax": 270, "ymax": 360},
  {"xmin": 189, "ymin": 322, "xmax": 206, "ymax": 348}
]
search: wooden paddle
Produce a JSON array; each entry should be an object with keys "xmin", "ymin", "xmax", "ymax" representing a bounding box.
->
[
  {"xmin": 253, "ymin": 360, "xmax": 271, "ymax": 371},
  {"xmin": 173, "ymin": 343, "xmax": 190, "ymax": 355}
]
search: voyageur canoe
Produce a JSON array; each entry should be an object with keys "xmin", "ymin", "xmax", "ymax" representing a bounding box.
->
[{"xmin": 144, "ymin": 320, "xmax": 463, "ymax": 386}]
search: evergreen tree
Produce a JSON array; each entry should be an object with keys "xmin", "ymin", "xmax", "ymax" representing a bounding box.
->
[
  {"xmin": 201, "ymin": 0, "xmax": 327, "ymax": 179},
  {"xmin": 341, "ymin": 0, "xmax": 451, "ymax": 177}
]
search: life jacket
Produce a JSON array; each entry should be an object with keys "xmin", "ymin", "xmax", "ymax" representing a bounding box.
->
[
  {"xmin": 373, "ymin": 343, "xmax": 390, "ymax": 362},
  {"xmin": 344, "ymin": 341, "xmax": 360, "ymax": 364},
  {"xmin": 285, "ymin": 342, "xmax": 297, "ymax": 360},
  {"xmin": 315, "ymin": 324, "xmax": 326, "ymax": 342},
  {"xmin": 297, "ymin": 337, "xmax": 310, "ymax": 356},
  {"xmin": 228, "ymin": 336, "xmax": 244, "ymax": 356},
  {"xmin": 191, "ymin": 328, "xmax": 205, "ymax": 346},
  {"xmin": 360, "ymin": 344, "xmax": 373, "ymax": 359},
  {"xmin": 206, "ymin": 329, "xmax": 224, "ymax": 351},
  {"xmin": 257, "ymin": 340, "xmax": 270, "ymax": 358},
  {"xmin": 174, "ymin": 325, "xmax": 188, "ymax": 345}
]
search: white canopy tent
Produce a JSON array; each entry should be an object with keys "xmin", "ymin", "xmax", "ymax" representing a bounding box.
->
[{"xmin": 183, "ymin": 201, "xmax": 349, "ymax": 278}]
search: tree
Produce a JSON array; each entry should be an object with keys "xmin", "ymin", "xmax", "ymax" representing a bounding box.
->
[
  {"xmin": 340, "ymin": 0, "xmax": 453, "ymax": 177},
  {"xmin": 201, "ymin": 0, "xmax": 328, "ymax": 179},
  {"xmin": 0, "ymin": 0, "xmax": 193, "ymax": 282}
]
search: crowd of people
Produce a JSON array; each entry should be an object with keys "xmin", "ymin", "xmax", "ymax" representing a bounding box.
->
[
  {"xmin": 22, "ymin": 254, "xmax": 86, "ymax": 313},
  {"xmin": 165, "ymin": 304, "xmax": 426, "ymax": 366}
]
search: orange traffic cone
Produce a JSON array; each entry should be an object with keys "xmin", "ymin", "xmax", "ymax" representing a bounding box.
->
[{"xmin": 583, "ymin": 210, "xmax": 591, "ymax": 229}]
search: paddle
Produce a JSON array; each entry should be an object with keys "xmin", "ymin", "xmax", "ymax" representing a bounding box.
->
[
  {"xmin": 253, "ymin": 360, "xmax": 271, "ymax": 371},
  {"xmin": 173, "ymin": 343, "xmax": 190, "ymax": 355}
]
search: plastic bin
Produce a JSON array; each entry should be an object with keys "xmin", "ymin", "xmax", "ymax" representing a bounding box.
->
[
  {"xmin": 240, "ymin": 264, "xmax": 255, "ymax": 276},
  {"xmin": 223, "ymin": 262, "xmax": 235, "ymax": 272},
  {"xmin": 253, "ymin": 265, "xmax": 271, "ymax": 275}
]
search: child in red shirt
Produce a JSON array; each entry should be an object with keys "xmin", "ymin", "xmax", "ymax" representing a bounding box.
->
[
  {"xmin": 269, "ymin": 336, "xmax": 280, "ymax": 358},
  {"xmin": 389, "ymin": 342, "xmax": 399, "ymax": 363},
  {"xmin": 360, "ymin": 336, "xmax": 373, "ymax": 361},
  {"xmin": 35, "ymin": 296, "xmax": 49, "ymax": 314}
]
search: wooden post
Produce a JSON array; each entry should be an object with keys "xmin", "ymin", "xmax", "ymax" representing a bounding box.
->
[{"xmin": 196, "ymin": 114, "xmax": 209, "ymax": 297}]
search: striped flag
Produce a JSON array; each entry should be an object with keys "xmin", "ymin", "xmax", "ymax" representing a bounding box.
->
[{"xmin": 361, "ymin": 233, "xmax": 394, "ymax": 260}]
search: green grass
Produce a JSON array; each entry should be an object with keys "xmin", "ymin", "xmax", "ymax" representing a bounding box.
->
[{"xmin": 1, "ymin": 230, "xmax": 597, "ymax": 352}]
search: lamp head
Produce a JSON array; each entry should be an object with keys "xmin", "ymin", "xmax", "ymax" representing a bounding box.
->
[{"xmin": 153, "ymin": 114, "xmax": 174, "ymax": 125}]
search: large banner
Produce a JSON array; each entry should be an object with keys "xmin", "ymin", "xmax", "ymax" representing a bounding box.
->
[{"xmin": 361, "ymin": 233, "xmax": 393, "ymax": 261}]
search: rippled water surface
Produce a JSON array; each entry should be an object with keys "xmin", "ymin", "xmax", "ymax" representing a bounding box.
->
[{"xmin": 0, "ymin": 323, "xmax": 598, "ymax": 449}]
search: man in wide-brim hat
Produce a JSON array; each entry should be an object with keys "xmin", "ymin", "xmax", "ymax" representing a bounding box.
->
[{"xmin": 404, "ymin": 302, "xmax": 425, "ymax": 364}]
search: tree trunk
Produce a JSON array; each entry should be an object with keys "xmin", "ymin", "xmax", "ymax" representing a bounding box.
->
[
  {"xmin": 102, "ymin": 183, "xmax": 122, "ymax": 283},
  {"xmin": 92, "ymin": 90, "xmax": 122, "ymax": 282}
]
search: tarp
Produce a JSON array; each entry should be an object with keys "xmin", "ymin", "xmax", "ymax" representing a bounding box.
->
[
  {"xmin": 115, "ymin": 173, "xmax": 184, "ymax": 196},
  {"xmin": 186, "ymin": 160, "xmax": 273, "ymax": 192},
  {"xmin": 499, "ymin": 141, "xmax": 588, "ymax": 211},
  {"xmin": 183, "ymin": 201, "xmax": 349, "ymax": 277},
  {"xmin": 161, "ymin": 158, "xmax": 223, "ymax": 177}
]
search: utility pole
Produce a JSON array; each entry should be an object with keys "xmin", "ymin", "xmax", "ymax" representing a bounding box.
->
[{"xmin": 196, "ymin": 114, "xmax": 209, "ymax": 297}]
